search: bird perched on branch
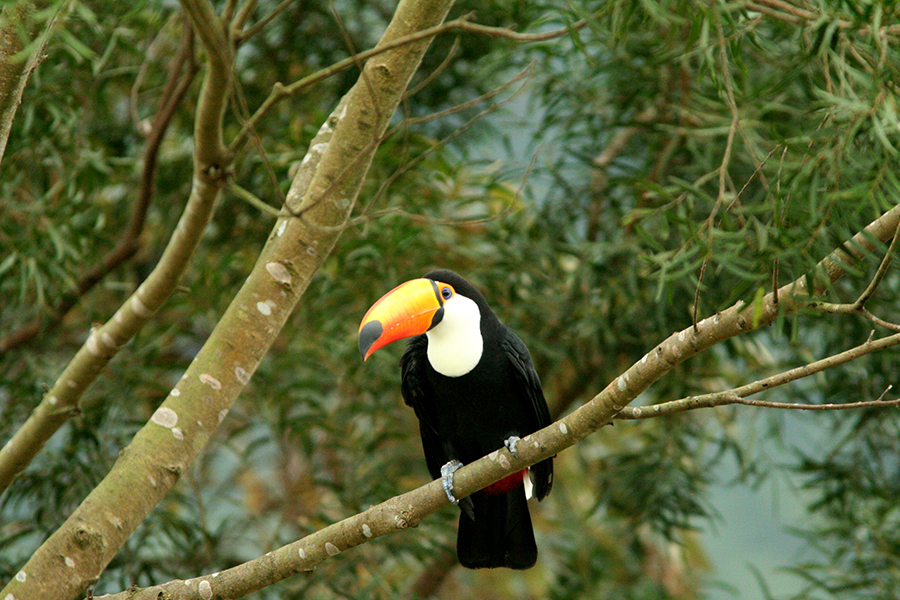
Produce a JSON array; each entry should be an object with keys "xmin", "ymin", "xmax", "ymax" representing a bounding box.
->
[{"xmin": 359, "ymin": 269, "xmax": 553, "ymax": 569}]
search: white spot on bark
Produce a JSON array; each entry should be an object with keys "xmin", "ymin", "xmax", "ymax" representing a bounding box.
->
[
  {"xmin": 641, "ymin": 354, "xmax": 648, "ymax": 364},
  {"xmin": 15, "ymin": 571, "xmax": 25, "ymax": 582},
  {"xmin": 171, "ymin": 388, "xmax": 181, "ymax": 397},
  {"xmin": 266, "ymin": 262, "xmax": 292, "ymax": 285},
  {"xmin": 218, "ymin": 409, "xmax": 228, "ymax": 423},
  {"xmin": 559, "ymin": 422, "xmax": 569, "ymax": 435},
  {"xmin": 277, "ymin": 219, "xmax": 288, "ymax": 237},
  {"xmin": 151, "ymin": 407, "xmax": 178, "ymax": 428},
  {"xmin": 362, "ymin": 524, "xmax": 372, "ymax": 538},
  {"xmin": 678, "ymin": 330, "xmax": 686, "ymax": 341},
  {"xmin": 318, "ymin": 120, "xmax": 333, "ymax": 135},
  {"xmin": 256, "ymin": 301, "xmax": 273, "ymax": 316},
  {"xmin": 172, "ymin": 427, "xmax": 184, "ymax": 441},
  {"xmin": 86, "ymin": 331, "xmax": 101, "ymax": 355},
  {"xmin": 148, "ymin": 475, "xmax": 157, "ymax": 487},
  {"xmin": 101, "ymin": 332, "xmax": 117, "ymax": 349},
  {"xmin": 198, "ymin": 580, "xmax": 213, "ymax": 600},
  {"xmin": 64, "ymin": 556, "xmax": 75, "ymax": 568},
  {"xmin": 298, "ymin": 547, "xmax": 306, "ymax": 559},
  {"xmin": 67, "ymin": 380, "xmax": 78, "ymax": 389},
  {"xmin": 488, "ymin": 450, "xmax": 499, "ymax": 461},
  {"xmin": 115, "ymin": 309, "xmax": 125, "ymax": 323},
  {"xmin": 48, "ymin": 395, "xmax": 58, "ymax": 406},
  {"xmin": 498, "ymin": 454, "xmax": 510, "ymax": 469},
  {"xmin": 311, "ymin": 142, "xmax": 328, "ymax": 155},
  {"xmin": 325, "ymin": 542, "xmax": 340, "ymax": 556},
  {"xmin": 107, "ymin": 514, "xmax": 123, "ymax": 529},
  {"xmin": 131, "ymin": 295, "xmax": 152, "ymax": 318},
  {"xmin": 234, "ymin": 366, "xmax": 250, "ymax": 385},
  {"xmin": 199, "ymin": 374, "xmax": 222, "ymax": 390},
  {"xmin": 618, "ymin": 377, "xmax": 627, "ymax": 391},
  {"xmin": 4, "ymin": 594, "xmax": 15, "ymax": 600}
]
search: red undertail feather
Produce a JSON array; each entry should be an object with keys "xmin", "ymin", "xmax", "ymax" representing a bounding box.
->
[{"xmin": 484, "ymin": 469, "xmax": 527, "ymax": 495}]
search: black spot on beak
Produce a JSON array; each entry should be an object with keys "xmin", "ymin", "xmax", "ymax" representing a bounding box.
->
[{"xmin": 359, "ymin": 320, "xmax": 383, "ymax": 360}]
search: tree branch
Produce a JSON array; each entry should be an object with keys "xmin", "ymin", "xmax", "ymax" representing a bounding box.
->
[
  {"xmin": 0, "ymin": 0, "xmax": 56, "ymax": 167},
  {"xmin": 617, "ymin": 330, "xmax": 900, "ymax": 420}
]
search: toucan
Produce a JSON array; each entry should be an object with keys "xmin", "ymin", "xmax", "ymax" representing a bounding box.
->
[{"xmin": 358, "ymin": 269, "xmax": 553, "ymax": 569}]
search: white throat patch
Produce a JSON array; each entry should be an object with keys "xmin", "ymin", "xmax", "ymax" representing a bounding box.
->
[{"xmin": 425, "ymin": 294, "xmax": 483, "ymax": 377}]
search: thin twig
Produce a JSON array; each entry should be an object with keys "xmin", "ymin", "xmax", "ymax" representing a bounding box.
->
[
  {"xmin": 235, "ymin": 0, "xmax": 291, "ymax": 43},
  {"xmin": 228, "ymin": 13, "xmax": 591, "ymax": 153},
  {"xmin": 853, "ymin": 217, "xmax": 900, "ymax": 309},
  {"xmin": 227, "ymin": 182, "xmax": 281, "ymax": 217},
  {"xmin": 617, "ymin": 330, "xmax": 900, "ymax": 420}
]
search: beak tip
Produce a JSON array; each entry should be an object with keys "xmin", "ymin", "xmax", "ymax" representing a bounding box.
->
[{"xmin": 358, "ymin": 319, "xmax": 383, "ymax": 362}]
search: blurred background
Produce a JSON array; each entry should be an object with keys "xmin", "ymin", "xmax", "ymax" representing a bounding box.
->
[{"xmin": 2, "ymin": 1, "xmax": 900, "ymax": 598}]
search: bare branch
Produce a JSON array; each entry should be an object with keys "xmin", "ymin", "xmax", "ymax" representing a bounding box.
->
[
  {"xmin": 617, "ymin": 330, "xmax": 900, "ymax": 420},
  {"xmin": 234, "ymin": 0, "xmax": 292, "ymax": 42},
  {"xmin": 854, "ymin": 215, "xmax": 900, "ymax": 309}
]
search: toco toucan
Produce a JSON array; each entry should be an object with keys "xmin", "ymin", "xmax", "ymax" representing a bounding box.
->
[{"xmin": 358, "ymin": 269, "xmax": 553, "ymax": 569}]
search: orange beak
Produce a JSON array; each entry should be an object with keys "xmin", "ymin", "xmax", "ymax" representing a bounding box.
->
[{"xmin": 358, "ymin": 278, "xmax": 453, "ymax": 360}]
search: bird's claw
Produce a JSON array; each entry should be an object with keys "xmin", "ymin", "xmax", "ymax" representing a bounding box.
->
[
  {"xmin": 504, "ymin": 435, "xmax": 521, "ymax": 457},
  {"xmin": 441, "ymin": 460, "xmax": 463, "ymax": 505}
]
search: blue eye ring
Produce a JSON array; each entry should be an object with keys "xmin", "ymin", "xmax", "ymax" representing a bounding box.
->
[{"xmin": 441, "ymin": 286, "xmax": 453, "ymax": 300}]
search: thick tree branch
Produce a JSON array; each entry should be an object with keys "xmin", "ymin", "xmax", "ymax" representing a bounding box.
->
[
  {"xmin": 0, "ymin": 0, "xmax": 53, "ymax": 167},
  {"xmin": 96, "ymin": 204, "xmax": 900, "ymax": 600}
]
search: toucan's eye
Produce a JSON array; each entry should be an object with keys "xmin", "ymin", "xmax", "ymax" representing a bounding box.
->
[{"xmin": 441, "ymin": 286, "xmax": 453, "ymax": 300}]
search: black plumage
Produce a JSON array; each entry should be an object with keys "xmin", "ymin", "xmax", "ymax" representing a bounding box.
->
[{"xmin": 398, "ymin": 270, "xmax": 553, "ymax": 569}]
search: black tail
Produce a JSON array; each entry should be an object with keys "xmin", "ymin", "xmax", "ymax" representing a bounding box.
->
[{"xmin": 456, "ymin": 489, "xmax": 537, "ymax": 569}]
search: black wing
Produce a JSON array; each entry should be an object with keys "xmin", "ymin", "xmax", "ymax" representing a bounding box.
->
[
  {"xmin": 400, "ymin": 335, "xmax": 447, "ymax": 480},
  {"xmin": 501, "ymin": 328, "xmax": 554, "ymax": 500}
]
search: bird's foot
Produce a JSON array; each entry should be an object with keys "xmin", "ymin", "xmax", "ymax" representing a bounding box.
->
[
  {"xmin": 440, "ymin": 460, "xmax": 463, "ymax": 505},
  {"xmin": 504, "ymin": 435, "xmax": 521, "ymax": 457}
]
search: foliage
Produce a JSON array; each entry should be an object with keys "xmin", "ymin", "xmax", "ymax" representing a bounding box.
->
[{"xmin": 2, "ymin": 0, "xmax": 900, "ymax": 598}]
